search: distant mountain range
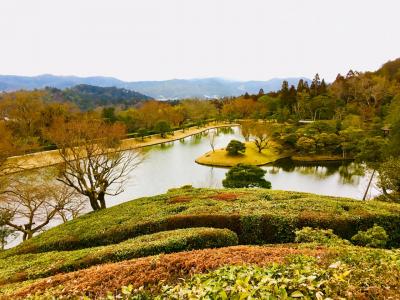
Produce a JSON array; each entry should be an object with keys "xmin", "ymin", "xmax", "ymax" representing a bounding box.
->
[{"xmin": 0, "ymin": 74, "xmax": 310, "ymax": 99}]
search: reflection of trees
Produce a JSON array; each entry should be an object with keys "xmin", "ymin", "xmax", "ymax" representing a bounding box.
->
[
  {"xmin": 159, "ymin": 142, "xmax": 174, "ymax": 150},
  {"xmin": 338, "ymin": 163, "xmax": 364, "ymax": 185},
  {"xmin": 295, "ymin": 165, "xmax": 330, "ymax": 180},
  {"xmin": 267, "ymin": 166, "xmax": 280, "ymax": 175},
  {"xmin": 190, "ymin": 134, "xmax": 202, "ymax": 145},
  {"xmin": 218, "ymin": 127, "xmax": 234, "ymax": 135},
  {"xmin": 273, "ymin": 159, "xmax": 365, "ymax": 183}
]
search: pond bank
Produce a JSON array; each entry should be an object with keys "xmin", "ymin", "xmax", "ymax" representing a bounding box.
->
[
  {"xmin": 291, "ymin": 154, "xmax": 353, "ymax": 163},
  {"xmin": 6, "ymin": 122, "xmax": 239, "ymax": 172}
]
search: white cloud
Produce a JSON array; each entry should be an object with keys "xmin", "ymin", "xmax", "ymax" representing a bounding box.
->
[{"xmin": 0, "ymin": 0, "xmax": 399, "ymax": 81}]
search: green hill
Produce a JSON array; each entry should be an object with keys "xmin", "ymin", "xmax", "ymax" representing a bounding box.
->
[
  {"xmin": 375, "ymin": 57, "xmax": 400, "ymax": 82},
  {"xmin": 6, "ymin": 187, "xmax": 400, "ymax": 257},
  {"xmin": 46, "ymin": 84, "xmax": 152, "ymax": 110},
  {"xmin": 2, "ymin": 187, "xmax": 400, "ymax": 299}
]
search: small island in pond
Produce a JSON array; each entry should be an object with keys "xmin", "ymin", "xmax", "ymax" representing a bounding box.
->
[{"xmin": 196, "ymin": 140, "xmax": 291, "ymax": 167}]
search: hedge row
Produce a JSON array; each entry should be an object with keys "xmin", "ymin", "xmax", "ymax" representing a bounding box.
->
[
  {"xmin": 0, "ymin": 227, "xmax": 238, "ymax": 285},
  {"xmin": 5, "ymin": 188, "xmax": 400, "ymax": 256}
]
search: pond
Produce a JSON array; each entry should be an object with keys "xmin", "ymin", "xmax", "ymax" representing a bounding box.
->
[
  {"xmin": 6, "ymin": 126, "xmax": 381, "ymax": 248},
  {"xmin": 108, "ymin": 126, "xmax": 380, "ymax": 207}
]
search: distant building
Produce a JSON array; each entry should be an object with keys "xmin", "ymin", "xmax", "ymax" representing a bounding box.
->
[
  {"xmin": 381, "ymin": 125, "xmax": 391, "ymax": 136},
  {"xmin": 298, "ymin": 120, "xmax": 315, "ymax": 125}
]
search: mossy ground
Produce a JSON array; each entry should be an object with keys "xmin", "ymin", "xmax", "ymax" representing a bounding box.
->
[{"xmin": 195, "ymin": 141, "xmax": 290, "ymax": 167}]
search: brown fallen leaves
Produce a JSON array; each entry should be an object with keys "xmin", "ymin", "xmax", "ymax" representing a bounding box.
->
[{"xmin": 13, "ymin": 245, "xmax": 327, "ymax": 299}]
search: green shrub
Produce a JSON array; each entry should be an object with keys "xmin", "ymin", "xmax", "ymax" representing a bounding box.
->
[
  {"xmin": 222, "ymin": 164, "xmax": 271, "ymax": 188},
  {"xmin": 295, "ymin": 227, "xmax": 350, "ymax": 245},
  {"xmin": 0, "ymin": 228, "xmax": 238, "ymax": 284},
  {"xmin": 351, "ymin": 224, "xmax": 388, "ymax": 248},
  {"xmin": 226, "ymin": 140, "xmax": 245, "ymax": 155}
]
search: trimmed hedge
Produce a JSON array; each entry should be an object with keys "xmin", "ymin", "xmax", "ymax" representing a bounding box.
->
[
  {"xmin": 0, "ymin": 227, "xmax": 238, "ymax": 284},
  {"xmin": 5, "ymin": 188, "xmax": 400, "ymax": 256}
]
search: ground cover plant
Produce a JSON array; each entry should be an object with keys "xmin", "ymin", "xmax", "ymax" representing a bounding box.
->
[
  {"xmin": 156, "ymin": 248, "xmax": 400, "ymax": 300},
  {"xmin": 5, "ymin": 187, "xmax": 400, "ymax": 256},
  {"xmin": 8, "ymin": 244, "xmax": 400, "ymax": 299},
  {"xmin": 9, "ymin": 245, "xmax": 326, "ymax": 299},
  {"xmin": 0, "ymin": 228, "xmax": 237, "ymax": 285}
]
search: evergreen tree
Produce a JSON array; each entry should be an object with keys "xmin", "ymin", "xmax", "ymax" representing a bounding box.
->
[
  {"xmin": 303, "ymin": 81, "xmax": 310, "ymax": 93},
  {"xmin": 222, "ymin": 164, "xmax": 271, "ymax": 188},
  {"xmin": 258, "ymin": 88, "xmax": 265, "ymax": 96},
  {"xmin": 288, "ymin": 85, "xmax": 297, "ymax": 112},
  {"xmin": 319, "ymin": 79, "xmax": 327, "ymax": 95},
  {"xmin": 280, "ymin": 80, "xmax": 290, "ymax": 109},
  {"xmin": 310, "ymin": 74, "xmax": 321, "ymax": 97},
  {"xmin": 296, "ymin": 79, "xmax": 305, "ymax": 93}
]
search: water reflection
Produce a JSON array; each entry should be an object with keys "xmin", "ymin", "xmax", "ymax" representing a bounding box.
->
[
  {"xmin": 271, "ymin": 158, "xmax": 365, "ymax": 185},
  {"xmin": 108, "ymin": 126, "xmax": 380, "ymax": 206}
]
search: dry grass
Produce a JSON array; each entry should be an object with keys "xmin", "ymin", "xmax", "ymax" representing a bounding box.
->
[
  {"xmin": 195, "ymin": 141, "xmax": 290, "ymax": 167},
  {"xmin": 11, "ymin": 245, "xmax": 326, "ymax": 299}
]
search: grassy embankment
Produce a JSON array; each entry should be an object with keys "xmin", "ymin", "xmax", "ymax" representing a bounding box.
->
[
  {"xmin": 0, "ymin": 228, "xmax": 237, "ymax": 285},
  {"xmin": 291, "ymin": 154, "xmax": 350, "ymax": 162},
  {"xmin": 2, "ymin": 187, "xmax": 400, "ymax": 298},
  {"xmin": 5, "ymin": 187, "xmax": 400, "ymax": 257},
  {"xmin": 196, "ymin": 141, "xmax": 291, "ymax": 167}
]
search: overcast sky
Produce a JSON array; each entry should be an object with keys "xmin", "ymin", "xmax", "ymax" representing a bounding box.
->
[{"xmin": 0, "ymin": 0, "xmax": 399, "ymax": 82}]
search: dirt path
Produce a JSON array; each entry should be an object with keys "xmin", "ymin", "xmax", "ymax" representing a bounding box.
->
[{"xmin": 6, "ymin": 123, "xmax": 239, "ymax": 171}]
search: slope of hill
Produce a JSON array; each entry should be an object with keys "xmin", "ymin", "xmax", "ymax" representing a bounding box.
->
[
  {"xmin": 0, "ymin": 74, "xmax": 309, "ymax": 99},
  {"xmin": 1, "ymin": 187, "xmax": 400, "ymax": 299},
  {"xmin": 375, "ymin": 57, "xmax": 400, "ymax": 82},
  {"xmin": 46, "ymin": 84, "xmax": 152, "ymax": 110}
]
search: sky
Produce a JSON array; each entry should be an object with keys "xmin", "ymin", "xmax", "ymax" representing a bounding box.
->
[{"xmin": 0, "ymin": 0, "xmax": 399, "ymax": 82}]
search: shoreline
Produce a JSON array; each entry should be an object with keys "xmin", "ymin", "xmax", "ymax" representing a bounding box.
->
[
  {"xmin": 195, "ymin": 141, "xmax": 293, "ymax": 167},
  {"xmin": 6, "ymin": 123, "xmax": 240, "ymax": 172}
]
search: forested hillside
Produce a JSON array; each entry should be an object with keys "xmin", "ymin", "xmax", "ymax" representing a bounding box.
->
[{"xmin": 46, "ymin": 85, "xmax": 152, "ymax": 110}]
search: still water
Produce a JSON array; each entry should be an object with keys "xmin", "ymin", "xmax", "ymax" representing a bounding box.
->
[
  {"xmin": 108, "ymin": 126, "xmax": 379, "ymax": 206},
  {"xmin": 7, "ymin": 126, "xmax": 380, "ymax": 248}
]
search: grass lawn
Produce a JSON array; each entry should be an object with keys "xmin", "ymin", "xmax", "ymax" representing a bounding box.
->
[{"xmin": 195, "ymin": 141, "xmax": 291, "ymax": 167}]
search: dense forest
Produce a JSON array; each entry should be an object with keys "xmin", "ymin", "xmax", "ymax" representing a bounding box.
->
[
  {"xmin": 45, "ymin": 84, "xmax": 153, "ymax": 110},
  {"xmin": 1, "ymin": 58, "xmax": 399, "ymax": 154}
]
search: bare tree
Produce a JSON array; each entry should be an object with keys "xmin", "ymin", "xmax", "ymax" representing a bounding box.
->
[
  {"xmin": 209, "ymin": 130, "xmax": 217, "ymax": 152},
  {"xmin": 46, "ymin": 118, "xmax": 142, "ymax": 211},
  {"xmin": 0, "ymin": 175, "xmax": 84, "ymax": 240},
  {"xmin": 252, "ymin": 123, "xmax": 272, "ymax": 153}
]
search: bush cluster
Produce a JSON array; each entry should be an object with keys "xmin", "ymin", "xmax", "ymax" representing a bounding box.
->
[
  {"xmin": 295, "ymin": 227, "xmax": 350, "ymax": 246},
  {"xmin": 351, "ymin": 224, "xmax": 388, "ymax": 248},
  {"xmin": 5, "ymin": 188, "xmax": 400, "ymax": 257},
  {"xmin": 0, "ymin": 228, "xmax": 238, "ymax": 284}
]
